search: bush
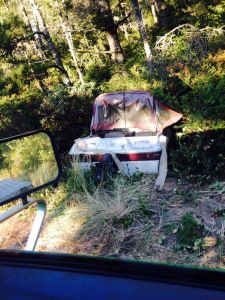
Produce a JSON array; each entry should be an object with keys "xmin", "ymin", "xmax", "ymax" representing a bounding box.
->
[
  {"xmin": 170, "ymin": 125, "xmax": 225, "ymax": 181},
  {"xmin": 40, "ymin": 85, "xmax": 93, "ymax": 153},
  {"xmin": 0, "ymin": 89, "xmax": 42, "ymax": 138},
  {"xmin": 176, "ymin": 213, "xmax": 205, "ymax": 252}
]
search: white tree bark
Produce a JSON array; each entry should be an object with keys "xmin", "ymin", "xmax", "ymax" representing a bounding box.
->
[
  {"xmin": 18, "ymin": 0, "xmax": 45, "ymax": 59},
  {"xmin": 150, "ymin": 0, "xmax": 159, "ymax": 24},
  {"xmin": 56, "ymin": 0, "xmax": 84, "ymax": 85},
  {"xmin": 131, "ymin": 0, "xmax": 153, "ymax": 74},
  {"xmin": 27, "ymin": 0, "xmax": 71, "ymax": 85}
]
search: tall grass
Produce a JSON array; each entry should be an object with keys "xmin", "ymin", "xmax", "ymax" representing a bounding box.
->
[{"xmin": 71, "ymin": 169, "xmax": 156, "ymax": 255}]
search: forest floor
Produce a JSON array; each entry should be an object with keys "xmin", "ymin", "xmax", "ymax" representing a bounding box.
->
[{"xmin": 1, "ymin": 176, "xmax": 225, "ymax": 269}]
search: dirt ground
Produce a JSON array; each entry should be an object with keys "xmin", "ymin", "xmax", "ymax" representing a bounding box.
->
[
  {"xmin": 0, "ymin": 203, "xmax": 82, "ymax": 253},
  {"xmin": 1, "ymin": 177, "xmax": 225, "ymax": 269}
]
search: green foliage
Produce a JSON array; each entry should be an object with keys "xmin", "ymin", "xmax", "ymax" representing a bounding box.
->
[
  {"xmin": 209, "ymin": 181, "xmax": 225, "ymax": 191},
  {"xmin": 170, "ymin": 124, "xmax": 225, "ymax": 181},
  {"xmin": 40, "ymin": 85, "xmax": 93, "ymax": 152},
  {"xmin": 0, "ymin": 0, "xmax": 224, "ymax": 182},
  {"xmin": 152, "ymin": 38, "xmax": 225, "ymax": 181},
  {"xmin": 176, "ymin": 213, "xmax": 205, "ymax": 251},
  {"xmin": 85, "ymin": 63, "xmax": 112, "ymax": 86},
  {"xmin": 153, "ymin": 25, "xmax": 225, "ymax": 82},
  {"xmin": 0, "ymin": 15, "xmax": 26, "ymax": 57},
  {"xmin": 0, "ymin": 89, "xmax": 42, "ymax": 137},
  {"xmin": 155, "ymin": 0, "xmax": 225, "ymax": 29},
  {"xmin": 178, "ymin": 73, "xmax": 225, "ymax": 119},
  {"xmin": 0, "ymin": 133, "xmax": 57, "ymax": 186},
  {"xmin": 66, "ymin": 165, "xmax": 98, "ymax": 196},
  {"xmin": 101, "ymin": 68, "xmax": 150, "ymax": 92},
  {"xmin": 213, "ymin": 208, "xmax": 225, "ymax": 218},
  {"xmin": 163, "ymin": 223, "xmax": 178, "ymax": 235}
]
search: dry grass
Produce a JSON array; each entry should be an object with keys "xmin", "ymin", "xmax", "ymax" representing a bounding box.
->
[
  {"xmin": 70, "ymin": 174, "xmax": 225, "ymax": 268},
  {"xmin": 1, "ymin": 167, "xmax": 225, "ymax": 269},
  {"xmin": 72, "ymin": 175, "xmax": 155, "ymax": 255},
  {"xmin": 36, "ymin": 205, "xmax": 83, "ymax": 253}
]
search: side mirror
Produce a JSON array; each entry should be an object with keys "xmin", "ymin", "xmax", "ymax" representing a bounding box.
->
[
  {"xmin": 0, "ymin": 130, "xmax": 62, "ymax": 251},
  {"xmin": 0, "ymin": 130, "xmax": 62, "ymax": 205}
]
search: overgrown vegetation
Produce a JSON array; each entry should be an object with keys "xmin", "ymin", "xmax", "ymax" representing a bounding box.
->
[
  {"xmin": 0, "ymin": 133, "xmax": 58, "ymax": 185},
  {"xmin": 0, "ymin": 0, "xmax": 224, "ymax": 178},
  {"xmin": 39, "ymin": 169, "xmax": 225, "ymax": 267},
  {"xmin": 0, "ymin": 0, "xmax": 225, "ymax": 267},
  {"xmin": 1, "ymin": 159, "xmax": 225, "ymax": 267},
  {"xmin": 71, "ymin": 173, "xmax": 154, "ymax": 255},
  {"xmin": 29, "ymin": 167, "xmax": 224, "ymax": 264}
]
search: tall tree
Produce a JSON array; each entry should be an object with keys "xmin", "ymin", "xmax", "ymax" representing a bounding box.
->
[
  {"xmin": 18, "ymin": 0, "xmax": 45, "ymax": 59},
  {"xmin": 150, "ymin": 0, "xmax": 168, "ymax": 27},
  {"xmin": 131, "ymin": 0, "xmax": 153, "ymax": 74},
  {"xmin": 96, "ymin": 0, "xmax": 125, "ymax": 63},
  {"xmin": 55, "ymin": 0, "xmax": 84, "ymax": 85},
  {"xmin": 27, "ymin": 0, "xmax": 71, "ymax": 85},
  {"xmin": 117, "ymin": 1, "xmax": 130, "ymax": 40},
  {"xmin": 150, "ymin": 0, "xmax": 159, "ymax": 24}
]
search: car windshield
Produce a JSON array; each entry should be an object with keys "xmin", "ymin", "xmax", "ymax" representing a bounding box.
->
[{"xmin": 0, "ymin": 0, "xmax": 225, "ymax": 273}]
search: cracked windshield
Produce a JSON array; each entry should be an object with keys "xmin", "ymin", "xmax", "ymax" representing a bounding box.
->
[{"xmin": 0, "ymin": 0, "xmax": 225, "ymax": 269}]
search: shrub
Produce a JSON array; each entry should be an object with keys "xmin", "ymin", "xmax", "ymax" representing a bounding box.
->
[
  {"xmin": 169, "ymin": 125, "xmax": 225, "ymax": 181},
  {"xmin": 100, "ymin": 68, "xmax": 150, "ymax": 92},
  {"xmin": 176, "ymin": 213, "xmax": 205, "ymax": 252},
  {"xmin": 0, "ymin": 89, "xmax": 42, "ymax": 138},
  {"xmin": 40, "ymin": 85, "xmax": 93, "ymax": 153}
]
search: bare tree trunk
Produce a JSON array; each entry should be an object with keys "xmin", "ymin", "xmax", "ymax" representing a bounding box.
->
[
  {"xmin": 151, "ymin": 0, "xmax": 167, "ymax": 27},
  {"xmin": 150, "ymin": 0, "xmax": 159, "ymax": 24},
  {"xmin": 97, "ymin": 0, "xmax": 124, "ymax": 63},
  {"xmin": 56, "ymin": 0, "xmax": 84, "ymax": 85},
  {"xmin": 17, "ymin": 0, "xmax": 48, "ymax": 91},
  {"xmin": 131, "ymin": 0, "xmax": 153, "ymax": 74},
  {"xmin": 18, "ymin": 0, "xmax": 45, "ymax": 59},
  {"xmin": 117, "ymin": 2, "xmax": 129, "ymax": 40},
  {"xmin": 106, "ymin": 30, "xmax": 124, "ymax": 63},
  {"xmin": 28, "ymin": 0, "xmax": 71, "ymax": 85}
]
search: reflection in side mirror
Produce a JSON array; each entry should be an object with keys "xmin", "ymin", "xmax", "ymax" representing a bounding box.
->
[{"xmin": 0, "ymin": 130, "xmax": 62, "ymax": 205}]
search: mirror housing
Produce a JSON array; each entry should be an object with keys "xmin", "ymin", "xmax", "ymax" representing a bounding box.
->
[{"xmin": 0, "ymin": 129, "xmax": 62, "ymax": 206}]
